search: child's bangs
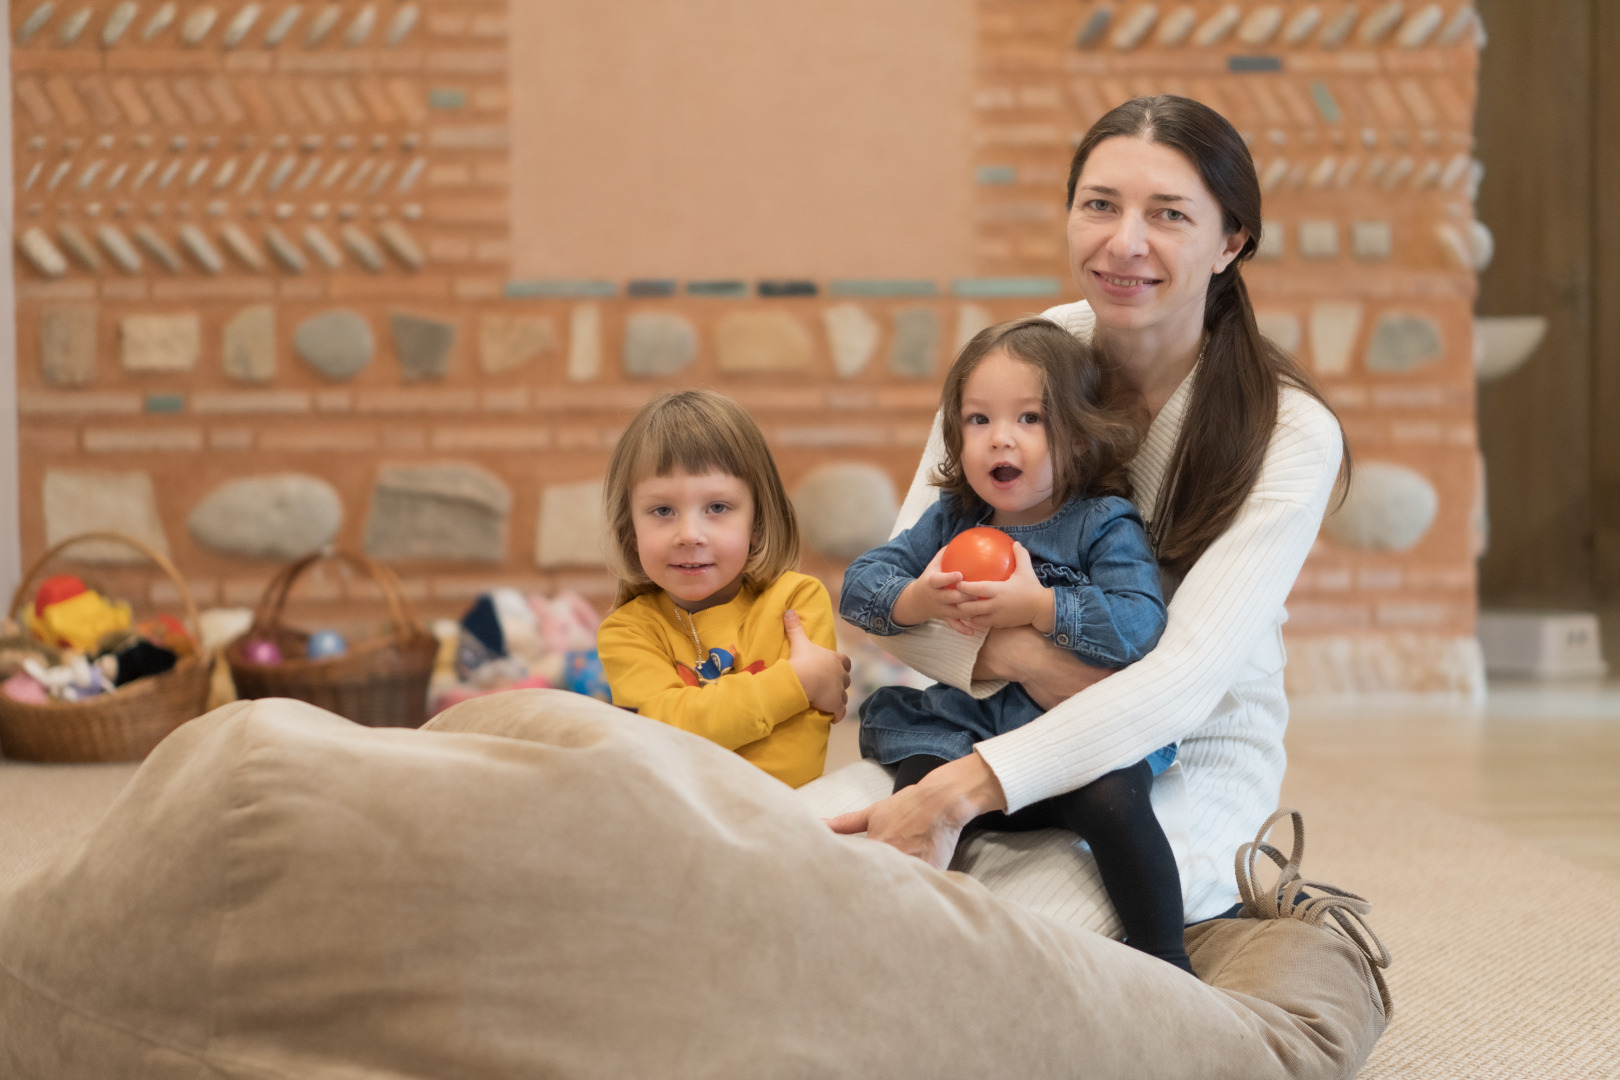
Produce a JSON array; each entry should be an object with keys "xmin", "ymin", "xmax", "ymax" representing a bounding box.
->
[{"xmin": 630, "ymin": 408, "xmax": 751, "ymax": 486}]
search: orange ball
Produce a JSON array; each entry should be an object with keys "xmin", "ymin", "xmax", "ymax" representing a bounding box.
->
[{"xmin": 941, "ymin": 527, "xmax": 1015, "ymax": 582}]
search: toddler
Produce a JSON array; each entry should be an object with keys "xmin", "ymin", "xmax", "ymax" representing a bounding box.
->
[{"xmin": 840, "ymin": 317, "xmax": 1191, "ymax": 972}]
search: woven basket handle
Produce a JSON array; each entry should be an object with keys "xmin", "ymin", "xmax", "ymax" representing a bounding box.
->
[
  {"xmin": 249, "ymin": 547, "xmax": 420, "ymax": 643},
  {"xmin": 8, "ymin": 530, "xmax": 202, "ymax": 645}
]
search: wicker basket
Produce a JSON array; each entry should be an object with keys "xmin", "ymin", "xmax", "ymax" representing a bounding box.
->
[
  {"xmin": 225, "ymin": 549, "xmax": 438, "ymax": 728},
  {"xmin": 0, "ymin": 532, "xmax": 213, "ymax": 763}
]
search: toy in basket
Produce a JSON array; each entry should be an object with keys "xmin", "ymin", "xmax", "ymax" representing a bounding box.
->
[
  {"xmin": 0, "ymin": 532, "xmax": 213, "ymax": 762},
  {"xmin": 225, "ymin": 549, "xmax": 438, "ymax": 728}
]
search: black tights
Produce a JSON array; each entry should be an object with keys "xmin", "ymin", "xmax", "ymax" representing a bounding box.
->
[{"xmin": 893, "ymin": 755, "xmax": 1194, "ymax": 974}]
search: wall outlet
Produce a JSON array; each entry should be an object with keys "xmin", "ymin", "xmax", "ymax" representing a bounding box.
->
[{"xmin": 1477, "ymin": 611, "xmax": 1610, "ymax": 680}]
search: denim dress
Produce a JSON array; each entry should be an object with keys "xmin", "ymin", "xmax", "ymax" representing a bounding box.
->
[{"xmin": 840, "ymin": 493, "xmax": 1175, "ymax": 773}]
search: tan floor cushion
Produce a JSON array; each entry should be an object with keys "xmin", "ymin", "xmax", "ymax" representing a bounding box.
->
[{"xmin": 0, "ymin": 691, "xmax": 1386, "ymax": 1079}]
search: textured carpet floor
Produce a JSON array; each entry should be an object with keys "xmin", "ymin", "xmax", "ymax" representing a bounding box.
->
[
  {"xmin": 4, "ymin": 748, "xmax": 1617, "ymax": 1077},
  {"xmin": 1278, "ymin": 762, "xmax": 1620, "ymax": 1079}
]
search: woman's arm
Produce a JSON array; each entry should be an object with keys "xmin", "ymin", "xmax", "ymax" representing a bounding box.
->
[
  {"xmin": 826, "ymin": 748, "xmax": 1008, "ymax": 869},
  {"xmin": 954, "ymin": 500, "xmax": 1167, "ymax": 667},
  {"xmin": 973, "ymin": 625, "xmax": 1113, "ymax": 707},
  {"xmin": 977, "ymin": 397, "xmax": 1344, "ymax": 811},
  {"xmin": 842, "ymin": 394, "xmax": 1343, "ymax": 862}
]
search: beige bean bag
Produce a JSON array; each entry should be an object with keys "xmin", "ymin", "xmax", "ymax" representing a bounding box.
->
[{"xmin": 0, "ymin": 691, "xmax": 1388, "ymax": 1079}]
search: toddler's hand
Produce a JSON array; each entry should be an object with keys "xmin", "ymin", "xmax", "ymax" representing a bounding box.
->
[
  {"xmin": 953, "ymin": 542, "xmax": 1054, "ymax": 633},
  {"xmin": 891, "ymin": 549, "xmax": 977, "ymax": 634},
  {"xmin": 785, "ymin": 609, "xmax": 851, "ymax": 722}
]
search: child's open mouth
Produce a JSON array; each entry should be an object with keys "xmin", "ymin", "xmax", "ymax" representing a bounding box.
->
[{"xmin": 991, "ymin": 465, "xmax": 1022, "ymax": 483}]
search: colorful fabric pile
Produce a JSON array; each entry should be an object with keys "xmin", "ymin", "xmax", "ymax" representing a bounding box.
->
[
  {"xmin": 428, "ymin": 589, "xmax": 608, "ymax": 715},
  {"xmin": 1, "ymin": 576, "xmax": 194, "ymax": 705}
]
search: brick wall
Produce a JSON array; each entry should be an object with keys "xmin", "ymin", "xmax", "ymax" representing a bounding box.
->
[{"xmin": 10, "ymin": 0, "xmax": 1486, "ymax": 694}]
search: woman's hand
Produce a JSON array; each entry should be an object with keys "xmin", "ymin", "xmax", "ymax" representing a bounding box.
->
[
  {"xmin": 952, "ymin": 542, "xmax": 1054, "ymax": 633},
  {"xmin": 891, "ymin": 549, "xmax": 976, "ymax": 634},
  {"xmin": 784, "ymin": 609, "xmax": 851, "ymax": 721},
  {"xmin": 974, "ymin": 625, "xmax": 1113, "ymax": 710},
  {"xmin": 825, "ymin": 752, "xmax": 1008, "ymax": 870}
]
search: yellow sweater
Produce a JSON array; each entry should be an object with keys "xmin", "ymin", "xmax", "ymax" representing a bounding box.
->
[{"xmin": 597, "ymin": 572, "xmax": 836, "ymax": 788}]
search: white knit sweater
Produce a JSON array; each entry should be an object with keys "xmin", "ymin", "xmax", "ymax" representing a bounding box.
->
[{"xmin": 878, "ymin": 300, "xmax": 1344, "ymax": 920}]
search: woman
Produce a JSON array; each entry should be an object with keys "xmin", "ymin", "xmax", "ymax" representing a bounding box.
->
[{"xmin": 826, "ymin": 94, "xmax": 1349, "ymax": 926}]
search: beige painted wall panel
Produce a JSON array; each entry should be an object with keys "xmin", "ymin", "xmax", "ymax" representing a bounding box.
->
[{"xmin": 509, "ymin": 0, "xmax": 976, "ymax": 279}]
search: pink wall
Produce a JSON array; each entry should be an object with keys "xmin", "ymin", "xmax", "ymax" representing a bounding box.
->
[{"xmin": 508, "ymin": 0, "xmax": 977, "ymax": 279}]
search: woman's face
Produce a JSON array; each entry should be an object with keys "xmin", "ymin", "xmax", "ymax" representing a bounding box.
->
[{"xmin": 1066, "ymin": 136, "xmax": 1248, "ymax": 345}]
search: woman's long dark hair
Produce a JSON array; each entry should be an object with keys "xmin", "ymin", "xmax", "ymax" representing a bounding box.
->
[{"xmin": 1065, "ymin": 95, "xmax": 1350, "ymax": 576}]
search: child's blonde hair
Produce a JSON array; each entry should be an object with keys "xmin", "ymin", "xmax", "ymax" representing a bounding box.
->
[{"xmin": 603, "ymin": 390, "xmax": 801, "ymax": 608}]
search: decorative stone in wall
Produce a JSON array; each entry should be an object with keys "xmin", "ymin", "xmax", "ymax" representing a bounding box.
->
[
  {"xmin": 120, "ymin": 314, "xmax": 200, "ymax": 373},
  {"xmin": 364, "ymin": 464, "xmax": 512, "ymax": 564},
  {"xmin": 568, "ymin": 305, "xmax": 602, "ymax": 382},
  {"xmin": 390, "ymin": 314, "xmax": 457, "ymax": 382},
  {"xmin": 187, "ymin": 475, "xmax": 343, "ymax": 559},
  {"xmin": 623, "ymin": 312, "xmax": 698, "ymax": 377},
  {"xmin": 295, "ymin": 310, "xmax": 373, "ymax": 381},
  {"xmin": 223, "ymin": 305, "xmax": 275, "ymax": 383},
  {"xmin": 534, "ymin": 480, "xmax": 607, "ymax": 569},
  {"xmin": 822, "ymin": 304, "xmax": 879, "ymax": 378},
  {"xmin": 40, "ymin": 307, "xmax": 97, "ymax": 387},
  {"xmin": 955, "ymin": 304, "xmax": 994, "ymax": 351},
  {"xmin": 1255, "ymin": 311, "xmax": 1302, "ymax": 356},
  {"xmin": 43, "ymin": 469, "xmax": 170, "ymax": 562},
  {"xmin": 1284, "ymin": 634, "xmax": 1486, "ymax": 698},
  {"xmin": 1364, "ymin": 314, "xmax": 1443, "ymax": 374},
  {"xmin": 716, "ymin": 311, "xmax": 814, "ymax": 374},
  {"xmin": 478, "ymin": 314, "xmax": 557, "ymax": 375},
  {"xmin": 18, "ymin": 227, "xmax": 66, "ymax": 277},
  {"xmin": 888, "ymin": 308, "xmax": 940, "ymax": 378},
  {"xmin": 1308, "ymin": 302, "xmax": 1363, "ymax": 377},
  {"xmin": 1323, "ymin": 462, "xmax": 1439, "ymax": 553},
  {"xmin": 792, "ymin": 463, "xmax": 898, "ymax": 560},
  {"xmin": 1350, "ymin": 221, "xmax": 1394, "ymax": 261}
]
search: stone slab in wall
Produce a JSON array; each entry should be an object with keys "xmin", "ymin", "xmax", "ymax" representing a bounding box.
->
[
  {"xmin": 121, "ymin": 314, "xmax": 200, "ymax": 373},
  {"xmin": 888, "ymin": 308, "xmax": 940, "ymax": 377},
  {"xmin": 479, "ymin": 314, "xmax": 557, "ymax": 375},
  {"xmin": 40, "ymin": 307, "xmax": 97, "ymax": 387},
  {"xmin": 793, "ymin": 463, "xmax": 898, "ymax": 560},
  {"xmin": 1284, "ymin": 633, "xmax": 1486, "ymax": 699},
  {"xmin": 534, "ymin": 480, "xmax": 607, "ymax": 569},
  {"xmin": 623, "ymin": 312, "xmax": 698, "ymax": 377},
  {"xmin": 43, "ymin": 470, "xmax": 170, "ymax": 563},
  {"xmin": 1324, "ymin": 462, "xmax": 1440, "ymax": 552},
  {"xmin": 391, "ymin": 314, "xmax": 458, "ymax": 382},
  {"xmin": 822, "ymin": 304, "xmax": 879, "ymax": 378},
  {"xmin": 188, "ymin": 475, "xmax": 343, "ymax": 560},
  {"xmin": 568, "ymin": 305, "xmax": 602, "ymax": 382},
  {"xmin": 716, "ymin": 311, "xmax": 815, "ymax": 374},
  {"xmin": 223, "ymin": 306, "xmax": 276, "ymax": 383},
  {"xmin": 364, "ymin": 464, "xmax": 512, "ymax": 564},
  {"xmin": 1365, "ymin": 314, "xmax": 1444, "ymax": 374},
  {"xmin": 295, "ymin": 311, "xmax": 374, "ymax": 381}
]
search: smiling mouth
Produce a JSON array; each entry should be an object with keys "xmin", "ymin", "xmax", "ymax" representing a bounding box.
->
[
  {"xmin": 671, "ymin": 562, "xmax": 713, "ymax": 572},
  {"xmin": 1095, "ymin": 271, "xmax": 1160, "ymax": 287},
  {"xmin": 991, "ymin": 465, "xmax": 1022, "ymax": 483}
]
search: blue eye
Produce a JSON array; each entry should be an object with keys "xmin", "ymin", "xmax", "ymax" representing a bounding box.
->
[
  {"xmin": 1085, "ymin": 199, "xmax": 1111, "ymax": 212},
  {"xmin": 650, "ymin": 505, "xmax": 674, "ymax": 518},
  {"xmin": 1163, "ymin": 208, "xmax": 1187, "ymax": 222},
  {"xmin": 707, "ymin": 502, "xmax": 729, "ymax": 514}
]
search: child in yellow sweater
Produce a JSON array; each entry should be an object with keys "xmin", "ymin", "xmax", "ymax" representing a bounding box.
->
[{"xmin": 596, "ymin": 390, "xmax": 850, "ymax": 787}]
